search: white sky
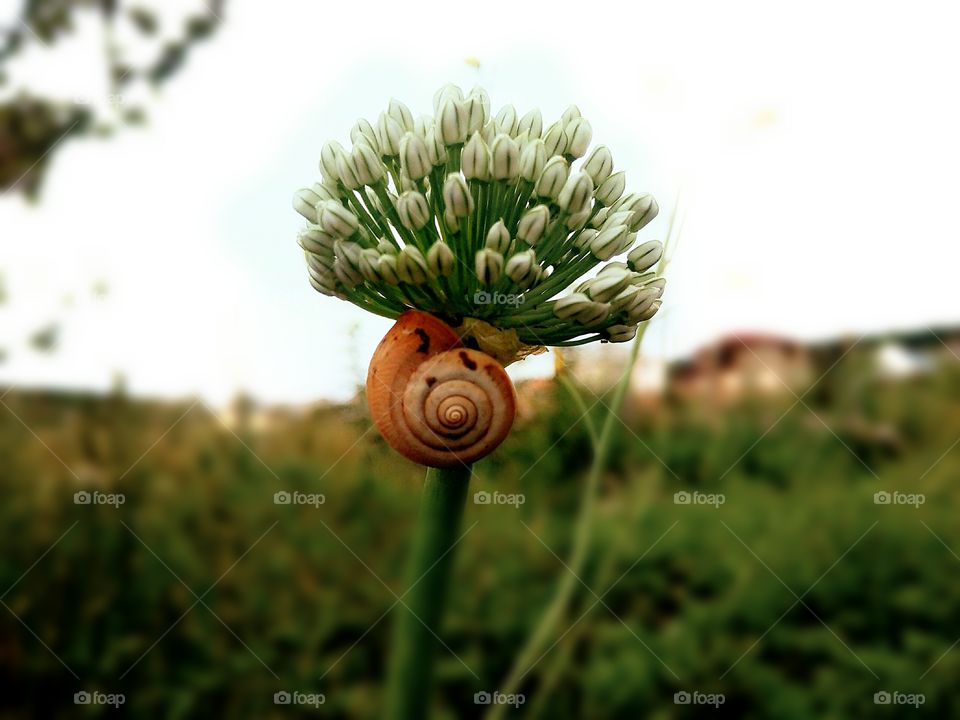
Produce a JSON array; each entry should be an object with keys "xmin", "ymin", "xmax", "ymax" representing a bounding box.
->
[{"xmin": 1, "ymin": 0, "xmax": 959, "ymax": 404}]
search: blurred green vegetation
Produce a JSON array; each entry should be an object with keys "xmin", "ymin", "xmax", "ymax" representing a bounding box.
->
[{"xmin": 1, "ymin": 349, "xmax": 959, "ymax": 718}]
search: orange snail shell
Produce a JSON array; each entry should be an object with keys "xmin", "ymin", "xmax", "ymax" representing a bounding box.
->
[{"xmin": 366, "ymin": 311, "xmax": 517, "ymax": 468}]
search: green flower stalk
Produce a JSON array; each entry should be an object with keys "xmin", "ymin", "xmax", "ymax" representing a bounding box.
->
[{"xmin": 294, "ymin": 84, "xmax": 665, "ymax": 354}]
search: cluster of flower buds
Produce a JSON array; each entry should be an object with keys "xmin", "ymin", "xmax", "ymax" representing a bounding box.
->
[{"xmin": 293, "ymin": 85, "xmax": 665, "ymax": 347}]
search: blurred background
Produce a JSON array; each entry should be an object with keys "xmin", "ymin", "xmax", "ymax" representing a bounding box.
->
[{"xmin": 2, "ymin": 0, "xmax": 960, "ymax": 717}]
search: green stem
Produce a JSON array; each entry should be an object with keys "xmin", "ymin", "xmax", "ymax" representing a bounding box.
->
[
  {"xmin": 384, "ymin": 464, "xmax": 472, "ymax": 720},
  {"xmin": 486, "ymin": 333, "xmax": 642, "ymax": 720}
]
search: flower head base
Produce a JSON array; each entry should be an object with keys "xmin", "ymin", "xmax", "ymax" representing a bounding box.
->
[{"xmin": 293, "ymin": 85, "xmax": 665, "ymax": 354}]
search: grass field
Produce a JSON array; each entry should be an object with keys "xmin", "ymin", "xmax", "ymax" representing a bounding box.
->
[{"xmin": 1, "ymin": 348, "xmax": 958, "ymax": 718}]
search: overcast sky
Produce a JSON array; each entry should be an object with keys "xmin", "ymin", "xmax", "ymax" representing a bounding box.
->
[{"xmin": 1, "ymin": 0, "xmax": 958, "ymax": 404}]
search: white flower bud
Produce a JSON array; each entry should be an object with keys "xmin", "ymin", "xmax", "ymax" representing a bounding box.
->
[
  {"xmin": 334, "ymin": 238, "xmax": 361, "ymax": 263},
  {"xmin": 536, "ymin": 156, "xmax": 569, "ymax": 199},
  {"xmin": 388, "ymin": 98, "xmax": 414, "ymax": 132},
  {"xmin": 468, "ymin": 85, "xmax": 490, "ymax": 109},
  {"xmin": 306, "ymin": 251, "xmax": 334, "ymax": 273},
  {"xmin": 590, "ymin": 207, "xmax": 609, "ymax": 228},
  {"xmin": 427, "ymin": 126, "xmax": 446, "ymax": 166},
  {"xmin": 514, "ymin": 130, "xmax": 530, "ymax": 153},
  {"xmin": 438, "ymin": 99, "xmax": 469, "ymax": 145},
  {"xmin": 377, "ymin": 112, "xmax": 404, "ymax": 156},
  {"xmin": 475, "ymin": 248, "xmax": 505, "ymax": 284},
  {"xmin": 627, "ymin": 239, "xmax": 663, "ymax": 272},
  {"xmin": 561, "ymin": 104, "xmax": 581, "ymax": 124},
  {"xmin": 505, "ymin": 249, "xmax": 539, "ymax": 289},
  {"xmin": 606, "ymin": 324, "xmax": 638, "ymax": 343},
  {"xmin": 442, "ymin": 173, "xmax": 474, "ymax": 217},
  {"xmin": 517, "ymin": 109, "xmax": 543, "ymax": 139},
  {"xmin": 481, "ymin": 120, "xmax": 497, "ymax": 145},
  {"xmin": 629, "ymin": 299, "xmax": 661, "ymax": 323},
  {"xmin": 433, "ymin": 84, "xmax": 463, "ymax": 114},
  {"xmin": 400, "ymin": 132, "xmax": 431, "ymax": 181},
  {"xmin": 397, "ymin": 245, "xmax": 430, "ymax": 284},
  {"xmin": 298, "ymin": 226, "xmax": 336, "ymax": 255},
  {"xmin": 463, "ymin": 91, "xmax": 489, "ymax": 134},
  {"xmin": 543, "ymin": 122, "xmax": 567, "ymax": 157},
  {"xmin": 319, "ymin": 141, "xmax": 347, "ymax": 184},
  {"xmin": 461, "ymin": 132, "xmax": 492, "ymax": 181},
  {"xmin": 557, "ymin": 171, "xmax": 593, "ymax": 214},
  {"xmin": 519, "ymin": 139, "xmax": 546, "ymax": 182},
  {"xmin": 626, "ymin": 193, "xmax": 659, "ymax": 231},
  {"xmin": 485, "ymin": 219, "xmax": 512, "ymax": 254},
  {"xmin": 319, "ymin": 200, "xmax": 359, "ymax": 238},
  {"xmin": 426, "ymin": 241, "xmax": 455, "ymax": 277},
  {"xmin": 609, "ymin": 285, "xmax": 641, "ymax": 311},
  {"xmin": 583, "ymin": 267, "xmax": 631, "ymax": 302},
  {"xmin": 576, "ymin": 301, "xmax": 611, "ymax": 327},
  {"xmin": 413, "ymin": 115, "xmax": 430, "ymax": 139},
  {"xmin": 365, "ymin": 187, "xmax": 385, "ymax": 215},
  {"xmin": 333, "ymin": 241, "xmax": 364, "ymax": 286},
  {"xmin": 590, "ymin": 224, "xmax": 629, "ymax": 260},
  {"xmin": 358, "ymin": 248, "xmax": 382, "ymax": 282},
  {"xmin": 553, "ymin": 292, "xmax": 593, "ymax": 320},
  {"xmin": 352, "ymin": 143, "xmax": 385, "ymax": 185},
  {"xmin": 307, "ymin": 266, "xmax": 337, "ymax": 296},
  {"xmin": 491, "ymin": 133, "xmax": 520, "ymax": 180},
  {"xmin": 602, "ymin": 210, "xmax": 635, "ymax": 229},
  {"xmin": 316, "ymin": 181, "xmax": 340, "ymax": 200},
  {"xmin": 293, "ymin": 187, "xmax": 324, "ymax": 222},
  {"xmin": 574, "ymin": 228, "xmax": 598, "ymax": 250},
  {"xmin": 624, "ymin": 285, "xmax": 660, "ymax": 320},
  {"xmin": 350, "ymin": 119, "xmax": 380, "ymax": 154},
  {"xmin": 378, "ymin": 253, "xmax": 400, "ymax": 285},
  {"xmin": 609, "ymin": 193, "xmax": 632, "ymax": 213},
  {"xmin": 495, "ymin": 104, "xmax": 518, "ymax": 136},
  {"xmin": 397, "ymin": 191, "xmax": 431, "ymax": 231},
  {"xmin": 582, "ymin": 145, "xmax": 613, "ymax": 186},
  {"xmin": 599, "ymin": 261, "xmax": 629, "ymax": 274},
  {"xmin": 595, "ymin": 171, "xmax": 626, "ymax": 205},
  {"xmin": 565, "ymin": 208, "xmax": 591, "ymax": 230},
  {"xmin": 616, "ymin": 230, "xmax": 638, "ymax": 256},
  {"xmin": 443, "ymin": 209, "xmax": 459, "ymax": 233},
  {"xmin": 336, "ymin": 152, "xmax": 361, "ymax": 189},
  {"xmin": 564, "ymin": 118, "xmax": 592, "ymax": 159},
  {"xmin": 307, "ymin": 257, "xmax": 333, "ymax": 278},
  {"xmin": 517, "ymin": 205, "xmax": 550, "ymax": 245},
  {"xmin": 645, "ymin": 277, "xmax": 667, "ymax": 298}
]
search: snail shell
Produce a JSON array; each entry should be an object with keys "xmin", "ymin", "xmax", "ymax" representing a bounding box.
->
[{"xmin": 367, "ymin": 311, "xmax": 517, "ymax": 468}]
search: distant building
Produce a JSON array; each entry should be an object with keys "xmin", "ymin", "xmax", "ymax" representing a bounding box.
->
[
  {"xmin": 670, "ymin": 333, "xmax": 812, "ymax": 405},
  {"xmin": 874, "ymin": 342, "xmax": 934, "ymax": 378}
]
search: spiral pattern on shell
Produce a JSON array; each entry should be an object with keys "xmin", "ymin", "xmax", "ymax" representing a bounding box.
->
[{"xmin": 367, "ymin": 311, "xmax": 516, "ymax": 468}]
